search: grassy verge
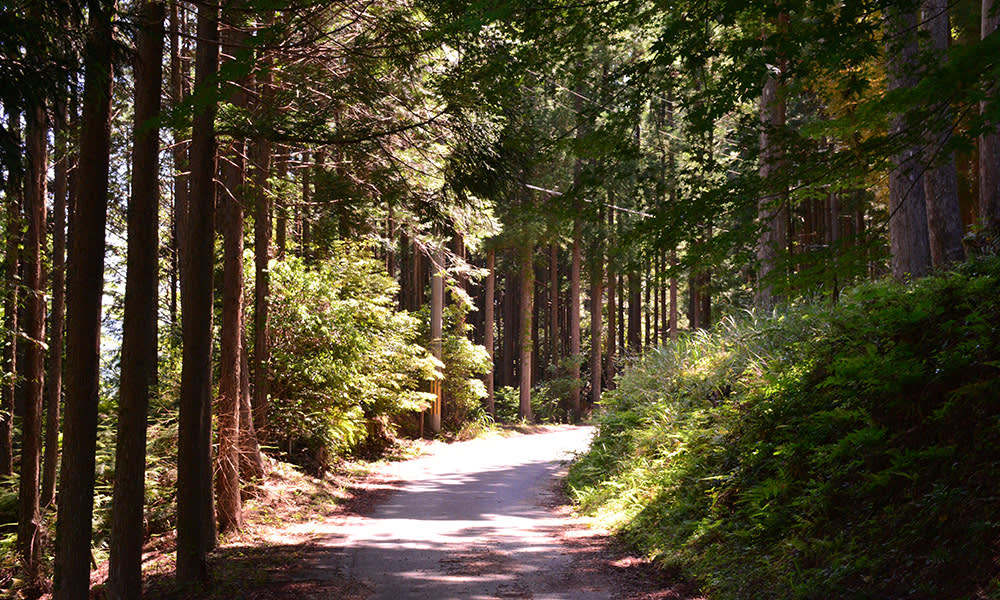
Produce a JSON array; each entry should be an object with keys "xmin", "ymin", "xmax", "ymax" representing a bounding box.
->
[{"xmin": 568, "ymin": 258, "xmax": 1000, "ymax": 600}]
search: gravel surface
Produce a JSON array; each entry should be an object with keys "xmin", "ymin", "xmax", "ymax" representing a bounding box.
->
[{"xmin": 276, "ymin": 426, "xmax": 704, "ymax": 600}]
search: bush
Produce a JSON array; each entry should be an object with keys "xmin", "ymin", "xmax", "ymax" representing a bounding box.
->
[
  {"xmin": 569, "ymin": 257, "xmax": 1000, "ymax": 600},
  {"xmin": 268, "ymin": 245, "xmax": 438, "ymax": 472}
]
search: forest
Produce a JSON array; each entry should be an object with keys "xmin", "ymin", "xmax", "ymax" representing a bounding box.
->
[{"xmin": 1, "ymin": 0, "xmax": 999, "ymax": 597}]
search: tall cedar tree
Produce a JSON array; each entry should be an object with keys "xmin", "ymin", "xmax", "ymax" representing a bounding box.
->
[
  {"xmin": 920, "ymin": 0, "xmax": 965, "ymax": 266},
  {"xmin": 980, "ymin": 0, "xmax": 1000, "ymax": 230},
  {"xmin": 54, "ymin": 0, "xmax": 114, "ymax": 596},
  {"xmin": 108, "ymin": 1, "xmax": 164, "ymax": 597},
  {"xmin": 886, "ymin": 3, "xmax": 932, "ymax": 279},
  {"xmin": 43, "ymin": 96, "xmax": 69, "ymax": 508},
  {"xmin": 518, "ymin": 244, "xmax": 533, "ymax": 420},
  {"xmin": 177, "ymin": 0, "xmax": 220, "ymax": 581},
  {"xmin": 17, "ymin": 101, "xmax": 47, "ymax": 585}
]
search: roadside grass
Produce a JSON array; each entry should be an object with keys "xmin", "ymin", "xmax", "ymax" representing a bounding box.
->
[{"xmin": 569, "ymin": 257, "xmax": 1000, "ymax": 600}]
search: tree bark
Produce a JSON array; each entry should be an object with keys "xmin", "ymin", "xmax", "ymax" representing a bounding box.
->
[
  {"xmin": 169, "ymin": 0, "xmax": 188, "ymax": 333},
  {"xmin": 921, "ymin": 0, "xmax": 965, "ymax": 267},
  {"xmin": 604, "ymin": 205, "xmax": 616, "ymax": 389},
  {"xmin": 669, "ymin": 250, "xmax": 678, "ymax": 339},
  {"xmin": 981, "ymin": 0, "xmax": 1000, "ymax": 231},
  {"xmin": 627, "ymin": 270, "xmax": 641, "ymax": 353},
  {"xmin": 589, "ymin": 256, "xmax": 603, "ymax": 408},
  {"xmin": 568, "ymin": 219, "xmax": 581, "ymax": 421},
  {"xmin": 0, "ymin": 109, "xmax": 21, "ymax": 478},
  {"xmin": 43, "ymin": 98, "xmax": 69, "ymax": 508},
  {"xmin": 429, "ymin": 249, "xmax": 444, "ymax": 433},
  {"xmin": 216, "ymin": 133, "xmax": 245, "ymax": 534},
  {"xmin": 518, "ymin": 245, "xmax": 534, "ymax": 421},
  {"xmin": 54, "ymin": 0, "xmax": 113, "ymax": 595},
  {"xmin": 484, "ymin": 249, "xmax": 495, "ymax": 416},
  {"xmin": 251, "ymin": 115, "xmax": 273, "ymax": 439},
  {"xmin": 176, "ymin": 0, "xmax": 219, "ymax": 582},
  {"xmin": 886, "ymin": 3, "xmax": 932, "ymax": 279},
  {"xmin": 18, "ymin": 102, "xmax": 47, "ymax": 585},
  {"xmin": 757, "ymin": 58, "xmax": 788, "ymax": 308},
  {"xmin": 108, "ymin": 2, "xmax": 164, "ymax": 597}
]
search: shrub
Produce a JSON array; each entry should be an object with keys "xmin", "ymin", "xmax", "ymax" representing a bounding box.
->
[
  {"xmin": 268, "ymin": 245, "xmax": 437, "ymax": 472},
  {"xmin": 569, "ymin": 257, "xmax": 1000, "ymax": 600}
]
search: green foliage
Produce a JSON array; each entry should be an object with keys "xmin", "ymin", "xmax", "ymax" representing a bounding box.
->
[
  {"xmin": 268, "ymin": 245, "xmax": 438, "ymax": 472},
  {"xmin": 569, "ymin": 258, "xmax": 1000, "ymax": 600}
]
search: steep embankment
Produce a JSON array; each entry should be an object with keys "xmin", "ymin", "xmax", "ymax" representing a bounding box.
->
[{"xmin": 569, "ymin": 258, "xmax": 1000, "ymax": 600}]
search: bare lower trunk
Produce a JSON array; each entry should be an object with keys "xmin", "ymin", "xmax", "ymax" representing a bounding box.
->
[
  {"xmin": 18, "ymin": 103, "xmax": 47, "ymax": 585},
  {"xmin": 429, "ymin": 249, "xmax": 444, "ymax": 433},
  {"xmin": 757, "ymin": 66, "xmax": 788, "ymax": 308},
  {"xmin": 886, "ymin": 4, "xmax": 932, "ymax": 279},
  {"xmin": 484, "ymin": 249, "xmax": 495, "ymax": 416},
  {"xmin": 568, "ymin": 219, "xmax": 581, "ymax": 421},
  {"xmin": 981, "ymin": 0, "xmax": 1000, "ymax": 231},
  {"xmin": 518, "ymin": 245, "xmax": 534, "ymax": 421},
  {"xmin": 54, "ymin": 0, "xmax": 114, "ymax": 595},
  {"xmin": 176, "ymin": 0, "xmax": 219, "ymax": 582},
  {"xmin": 589, "ymin": 259, "xmax": 603, "ymax": 408},
  {"xmin": 921, "ymin": 0, "xmax": 965, "ymax": 267},
  {"xmin": 108, "ymin": 3, "xmax": 164, "ymax": 597}
]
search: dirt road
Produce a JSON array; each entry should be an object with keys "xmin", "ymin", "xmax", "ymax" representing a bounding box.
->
[{"xmin": 232, "ymin": 426, "xmax": 699, "ymax": 600}]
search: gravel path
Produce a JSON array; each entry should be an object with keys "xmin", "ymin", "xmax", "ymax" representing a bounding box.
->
[{"xmin": 266, "ymin": 426, "xmax": 701, "ymax": 600}]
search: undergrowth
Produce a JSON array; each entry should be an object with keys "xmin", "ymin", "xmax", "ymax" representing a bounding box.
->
[{"xmin": 568, "ymin": 257, "xmax": 1000, "ymax": 600}]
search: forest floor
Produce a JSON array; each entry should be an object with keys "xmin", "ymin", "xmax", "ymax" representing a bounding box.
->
[{"xmin": 92, "ymin": 425, "xmax": 703, "ymax": 600}]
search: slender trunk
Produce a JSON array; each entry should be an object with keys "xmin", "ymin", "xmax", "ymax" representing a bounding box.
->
[
  {"xmin": 54, "ymin": 0, "xmax": 113, "ymax": 595},
  {"xmin": 501, "ymin": 268, "xmax": 517, "ymax": 388},
  {"xmin": 239, "ymin": 321, "xmax": 264, "ymax": 479},
  {"xmin": 108, "ymin": 3, "xmax": 164, "ymax": 596},
  {"xmin": 176, "ymin": 0, "xmax": 219, "ymax": 582},
  {"xmin": 548, "ymin": 245, "xmax": 558, "ymax": 370},
  {"xmin": 757, "ymin": 54, "xmax": 788, "ymax": 308},
  {"xmin": 251, "ymin": 113, "xmax": 273, "ymax": 439},
  {"xmin": 981, "ymin": 0, "xmax": 1000, "ymax": 231},
  {"xmin": 0, "ymin": 114, "xmax": 20, "ymax": 478},
  {"xmin": 886, "ymin": 3, "xmax": 932, "ymax": 279},
  {"xmin": 429, "ymin": 249, "xmax": 443, "ymax": 433},
  {"xmin": 484, "ymin": 249, "xmax": 495, "ymax": 416},
  {"xmin": 216, "ymin": 135, "xmax": 244, "ymax": 534},
  {"xmin": 169, "ymin": 0, "xmax": 188, "ymax": 333},
  {"xmin": 42, "ymin": 99, "xmax": 69, "ymax": 508},
  {"xmin": 518, "ymin": 245, "xmax": 534, "ymax": 421},
  {"xmin": 605, "ymin": 206, "xmax": 616, "ymax": 388},
  {"xmin": 627, "ymin": 270, "xmax": 641, "ymax": 353},
  {"xmin": 568, "ymin": 219, "xmax": 581, "ymax": 421},
  {"xmin": 589, "ymin": 258, "xmax": 603, "ymax": 409},
  {"xmin": 921, "ymin": 0, "xmax": 965, "ymax": 266},
  {"xmin": 18, "ymin": 102, "xmax": 47, "ymax": 585},
  {"xmin": 669, "ymin": 250, "xmax": 678, "ymax": 339}
]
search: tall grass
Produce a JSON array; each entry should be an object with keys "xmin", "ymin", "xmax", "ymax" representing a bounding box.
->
[{"xmin": 569, "ymin": 258, "xmax": 1000, "ymax": 600}]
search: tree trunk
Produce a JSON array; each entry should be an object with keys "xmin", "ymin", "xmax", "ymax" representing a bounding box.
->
[
  {"xmin": 501, "ymin": 267, "xmax": 517, "ymax": 388},
  {"xmin": 54, "ymin": 0, "xmax": 114, "ymax": 595},
  {"xmin": 0, "ymin": 114, "xmax": 20, "ymax": 478},
  {"xmin": 604, "ymin": 206, "xmax": 616, "ymax": 389},
  {"xmin": 108, "ymin": 2, "xmax": 164, "ymax": 596},
  {"xmin": 548, "ymin": 244, "xmax": 558, "ymax": 371},
  {"xmin": 239, "ymin": 321, "xmax": 265, "ymax": 480},
  {"xmin": 886, "ymin": 3, "xmax": 932, "ymax": 279},
  {"xmin": 568, "ymin": 219, "xmax": 581, "ymax": 421},
  {"xmin": 627, "ymin": 270, "xmax": 641, "ymax": 353},
  {"xmin": 176, "ymin": 0, "xmax": 219, "ymax": 582},
  {"xmin": 669, "ymin": 250, "xmax": 678, "ymax": 339},
  {"xmin": 216, "ymin": 134, "xmax": 245, "ymax": 534},
  {"xmin": 18, "ymin": 102, "xmax": 47, "ymax": 586},
  {"xmin": 757, "ymin": 60, "xmax": 788, "ymax": 308},
  {"xmin": 251, "ymin": 116, "xmax": 273, "ymax": 439},
  {"xmin": 518, "ymin": 245, "xmax": 534, "ymax": 421},
  {"xmin": 982, "ymin": 0, "xmax": 1000, "ymax": 231},
  {"xmin": 484, "ymin": 249, "xmax": 495, "ymax": 416},
  {"xmin": 429, "ymin": 249, "xmax": 444, "ymax": 433},
  {"xmin": 169, "ymin": 0, "xmax": 188, "ymax": 334},
  {"xmin": 42, "ymin": 98, "xmax": 69, "ymax": 508},
  {"xmin": 589, "ymin": 257, "xmax": 603, "ymax": 409},
  {"xmin": 921, "ymin": 0, "xmax": 965, "ymax": 267}
]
